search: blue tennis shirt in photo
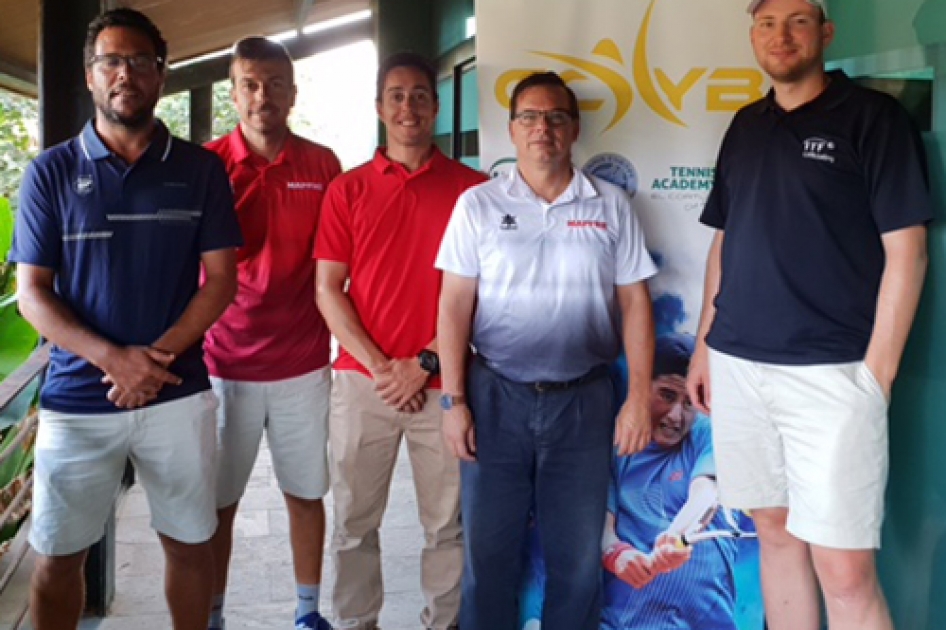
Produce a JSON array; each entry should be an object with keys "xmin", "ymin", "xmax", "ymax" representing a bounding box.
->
[{"xmin": 604, "ymin": 418, "xmax": 738, "ymax": 630}]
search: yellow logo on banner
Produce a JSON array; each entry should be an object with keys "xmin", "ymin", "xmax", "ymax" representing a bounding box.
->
[{"xmin": 494, "ymin": 0, "xmax": 765, "ymax": 129}]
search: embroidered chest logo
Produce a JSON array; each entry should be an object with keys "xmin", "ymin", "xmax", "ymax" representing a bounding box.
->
[
  {"xmin": 74, "ymin": 175, "xmax": 94, "ymax": 196},
  {"xmin": 802, "ymin": 137, "xmax": 836, "ymax": 164},
  {"xmin": 500, "ymin": 214, "xmax": 519, "ymax": 231},
  {"xmin": 287, "ymin": 181, "xmax": 324, "ymax": 191},
  {"xmin": 567, "ymin": 220, "xmax": 609, "ymax": 230},
  {"xmin": 668, "ymin": 470, "xmax": 684, "ymax": 483}
]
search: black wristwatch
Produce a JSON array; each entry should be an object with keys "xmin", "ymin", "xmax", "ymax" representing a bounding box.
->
[{"xmin": 418, "ymin": 349, "xmax": 440, "ymax": 375}]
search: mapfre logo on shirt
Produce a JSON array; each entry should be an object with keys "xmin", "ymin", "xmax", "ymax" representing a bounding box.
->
[
  {"xmin": 802, "ymin": 137, "xmax": 836, "ymax": 164},
  {"xmin": 567, "ymin": 219, "xmax": 608, "ymax": 230},
  {"xmin": 286, "ymin": 181, "xmax": 325, "ymax": 191}
]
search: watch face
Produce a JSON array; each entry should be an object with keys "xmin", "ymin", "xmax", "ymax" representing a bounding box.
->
[
  {"xmin": 439, "ymin": 394, "xmax": 453, "ymax": 410},
  {"xmin": 419, "ymin": 350, "xmax": 440, "ymax": 375}
]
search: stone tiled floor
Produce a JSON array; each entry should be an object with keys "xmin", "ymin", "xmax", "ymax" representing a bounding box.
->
[{"xmin": 76, "ymin": 440, "xmax": 427, "ymax": 630}]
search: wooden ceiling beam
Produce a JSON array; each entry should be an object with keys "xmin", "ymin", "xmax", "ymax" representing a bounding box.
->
[{"xmin": 0, "ymin": 59, "xmax": 37, "ymax": 97}]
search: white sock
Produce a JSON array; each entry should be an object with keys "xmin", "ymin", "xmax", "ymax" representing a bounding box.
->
[{"xmin": 296, "ymin": 583, "xmax": 321, "ymax": 619}]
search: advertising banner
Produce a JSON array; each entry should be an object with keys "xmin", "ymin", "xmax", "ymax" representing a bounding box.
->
[{"xmin": 475, "ymin": 0, "xmax": 768, "ymax": 627}]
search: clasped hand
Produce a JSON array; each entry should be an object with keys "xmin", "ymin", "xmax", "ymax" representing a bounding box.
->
[
  {"xmin": 372, "ymin": 357, "xmax": 429, "ymax": 413},
  {"xmin": 101, "ymin": 346, "xmax": 180, "ymax": 409}
]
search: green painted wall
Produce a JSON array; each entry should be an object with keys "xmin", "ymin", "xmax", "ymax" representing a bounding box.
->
[
  {"xmin": 828, "ymin": 2, "xmax": 946, "ymax": 628},
  {"xmin": 432, "ymin": 0, "xmax": 475, "ymax": 56},
  {"xmin": 436, "ymin": 77, "xmax": 454, "ymax": 137},
  {"xmin": 827, "ymin": 0, "xmax": 933, "ymax": 57},
  {"xmin": 880, "ymin": 147, "xmax": 946, "ymax": 630},
  {"xmin": 372, "ymin": 0, "xmax": 434, "ymax": 62},
  {"xmin": 373, "ymin": 0, "xmax": 474, "ymax": 62},
  {"xmin": 460, "ymin": 67, "xmax": 479, "ymax": 132}
]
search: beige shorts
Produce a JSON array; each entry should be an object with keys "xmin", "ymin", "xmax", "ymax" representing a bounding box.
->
[
  {"xmin": 708, "ymin": 349, "xmax": 889, "ymax": 550},
  {"xmin": 212, "ymin": 366, "xmax": 331, "ymax": 507},
  {"xmin": 31, "ymin": 391, "xmax": 218, "ymax": 556}
]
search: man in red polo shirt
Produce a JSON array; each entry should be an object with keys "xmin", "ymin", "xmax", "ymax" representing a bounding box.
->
[
  {"xmin": 315, "ymin": 52, "xmax": 486, "ymax": 630},
  {"xmin": 204, "ymin": 37, "xmax": 341, "ymax": 630}
]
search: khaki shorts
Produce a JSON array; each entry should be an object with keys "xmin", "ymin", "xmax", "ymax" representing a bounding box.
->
[
  {"xmin": 709, "ymin": 350, "xmax": 888, "ymax": 550},
  {"xmin": 212, "ymin": 366, "xmax": 331, "ymax": 507},
  {"xmin": 31, "ymin": 391, "xmax": 218, "ymax": 556}
]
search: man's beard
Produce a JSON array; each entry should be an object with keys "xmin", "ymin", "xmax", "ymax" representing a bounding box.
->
[
  {"xmin": 759, "ymin": 54, "xmax": 823, "ymax": 86},
  {"xmin": 94, "ymin": 90, "xmax": 157, "ymax": 130}
]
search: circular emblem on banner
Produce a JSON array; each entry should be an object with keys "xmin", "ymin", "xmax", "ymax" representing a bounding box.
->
[
  {"xmin": 488, "ymin": 158, "xmax": 517, "ymax": 180},
  {"xmin": 583, "ymin": 153, "xmax": 638, "ymax": 198}
]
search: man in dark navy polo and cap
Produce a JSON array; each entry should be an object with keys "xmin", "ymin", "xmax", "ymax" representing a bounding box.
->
[{"xmin": 687, "ymin": 1, "xmax": 932, "ymax": 629}]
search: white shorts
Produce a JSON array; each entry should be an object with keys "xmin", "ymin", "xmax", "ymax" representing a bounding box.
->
[
  {"xmin": 211, "ymin": 366, "xmax": 331, "ymax": 508},
  {"xmin": 30, "ymin": 391, "xmax": 218, "ymax": 556},
  {"xmin": 709, "ymin": 350, "xmax": 889, "ymax": 550}
]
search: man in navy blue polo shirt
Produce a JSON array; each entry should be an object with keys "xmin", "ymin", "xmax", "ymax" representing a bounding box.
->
[
  {"xmin": 11, "ymin": 8, "xmax": 240, "ymax": 630},
  {"xmin": 687, "ymin": 1, "xmax": 931, "ymax": 629}
]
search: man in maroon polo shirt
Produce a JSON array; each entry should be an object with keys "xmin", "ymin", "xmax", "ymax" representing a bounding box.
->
[{"xmin": 205, "ymin": 36, "xmax": 341, "ymax": 630}]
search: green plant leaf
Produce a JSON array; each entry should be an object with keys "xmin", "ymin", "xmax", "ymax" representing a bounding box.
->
[
  {"xmin": 0, "ymin": 305, "xmax": 38, "ymax": 381},
  {"xmin": 0, "ymin": 379, "xmax": 37, "ymax": 432},
  {"xmin": 0, "ymin": 197, "xmax": 11, "ymax": 264},
  {"xmin": 0, "ymin": 425, "xmax": 31, "ymax": 488}
]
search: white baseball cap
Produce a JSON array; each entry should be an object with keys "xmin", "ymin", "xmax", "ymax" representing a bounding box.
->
[{"xmin": 747, "ymin": 0, "xmax": 828, "ymax": 18}]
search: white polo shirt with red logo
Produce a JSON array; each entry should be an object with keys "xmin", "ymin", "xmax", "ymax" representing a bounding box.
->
[{"xmin": 436, "ymin": 168, "xmax": 657, "ymax": 383}]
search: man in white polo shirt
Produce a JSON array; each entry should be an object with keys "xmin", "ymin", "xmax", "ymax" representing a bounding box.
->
[{"xmin": 436, "ymin": 71, "xmax": 657, "ymax": 630}]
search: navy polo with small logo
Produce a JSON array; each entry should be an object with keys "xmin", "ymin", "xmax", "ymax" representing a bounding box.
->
[
  {"xmin": 701, "ymin": 70, "xmax": 933, "ymax": 365},
  {"xmin": 11, "ymin": 119, "xmax": 242, "ymax": 413}
]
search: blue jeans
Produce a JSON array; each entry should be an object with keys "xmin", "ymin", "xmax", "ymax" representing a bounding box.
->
[{"xmin": 459, "ymin": 358, "xmax": 616, "ymax": 630}]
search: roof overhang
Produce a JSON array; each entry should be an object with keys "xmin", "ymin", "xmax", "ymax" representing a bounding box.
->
[{"xmin": 0, "ymin": 0, "xmax": 372, "ymax": 98}]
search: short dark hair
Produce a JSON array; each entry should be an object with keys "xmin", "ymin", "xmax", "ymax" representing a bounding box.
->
[
  {"xmin": 84, "ymin": 8, "xmax": 167, "ymax": 70},
  {"xmin": 230, "ymin": 36, "xmax": 295, "ymax": 83},
  {"xmin": 509, "ymin": 71, "xmax": 579, "ymax": 120},
  {"xmin": 376, "ymin": 52, "xmax": 438, "ymax": 102},
  {"xmin": 653, "ymin": 333, "xmax": 696, "ymax": 378}
]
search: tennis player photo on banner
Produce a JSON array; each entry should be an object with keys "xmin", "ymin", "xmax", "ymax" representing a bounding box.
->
[{"xmin": 474, "ymin": 0, "xmax": 767, "ymax": 627}]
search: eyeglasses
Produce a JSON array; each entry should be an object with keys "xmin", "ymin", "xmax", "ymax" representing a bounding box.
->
[
  {"xmin": 88, "ymin": 53, "xmax": 163, "ymax": 74},
  {"xmin": 513, "ymin": 109, "xmax": 574, "ymax": 128}
]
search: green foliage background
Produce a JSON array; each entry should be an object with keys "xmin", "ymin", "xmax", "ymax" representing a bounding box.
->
[
  {"xmin": 0, "ymin": 92, "xmax": 39, "ymax": 212},
  {"xmin": 0, "ymin": 82, "xmax": 237, "ymax": 212},
  {"xmin": 156, "ymin": 81, "xmax": 241, "ymax": 140}
]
